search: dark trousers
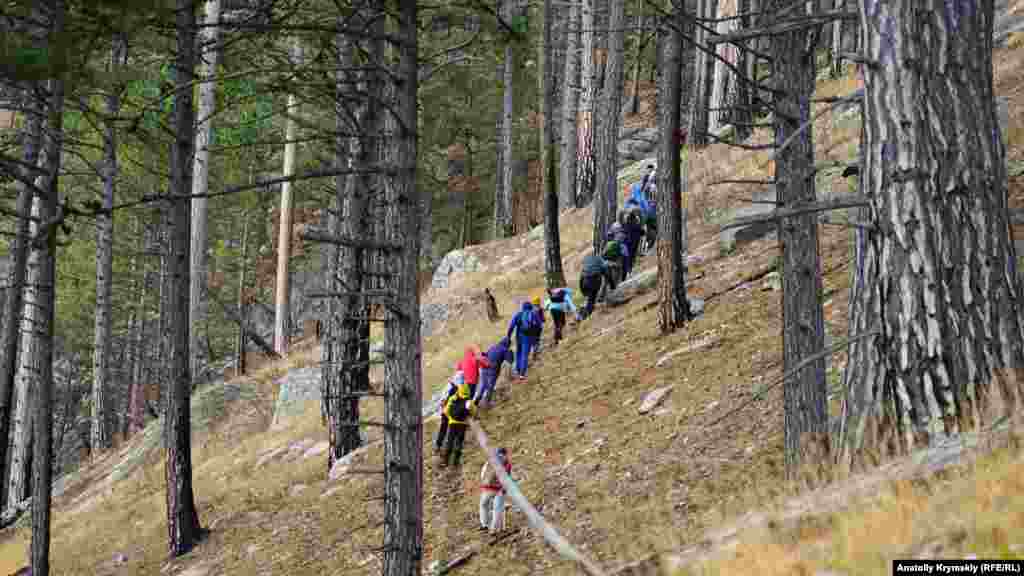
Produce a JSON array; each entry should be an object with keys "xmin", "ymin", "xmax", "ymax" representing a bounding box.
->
[
  {"xmin": 434, "ymin": 416, "xmax": 449, "ymax": 451},
  {"xmin": 580, "ymin": 275, "xmax": 603, "ymax": 319},
  {"xmin": 445, "ymin": 423, "xmax": 468, "ymax": 466},
  {"xmin": 551, "ymin": 309, "xmax": 566, "ymax": 342}
]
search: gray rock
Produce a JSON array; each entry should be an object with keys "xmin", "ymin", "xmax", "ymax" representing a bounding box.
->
[
  {"xmin": 420, "ymin": 302, "xmax": 450, "ymax": 339},
  {"xmin": 271, "ymin": 366, "xmax": 321, "ymax": 426},
  {"xmin": 430, "ymin": 249, "xmax": 481, "ymax": 291},
  {"xmin": 639, "ymin": 386, "xmax": 673, "ymax": 414},
  {"xmin": 605, "ymin": 268, "xmax": 659, "ymax": 306},
  {"xmin": 719, "ymin": 185, "xmax": 778, "ymax": 253}
]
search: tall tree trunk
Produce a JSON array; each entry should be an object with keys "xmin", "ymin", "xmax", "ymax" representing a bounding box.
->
[
  {"xmin": 30, "ymin": 19, "xmax": 64, "ymax": 568},
  {"xmin": 274, "ymin": 40, "xmax": 302, "ymax": 356},
  {"xmin": 128, "ymin": 232, "xmax": 147, "ymax": 437},
  {"xmin": 558, "ymin": 0, "xmax": 580, "ymax": 210},
  {"xmin": 189, "ymin": 0, "xmax": 222, "ymax": 382},
  {"xmin": 688, "ymin": 0, "xmax": 716, "ymax": 147},
  {"xmin": 575, "ymin": 0, "xmax": 597, "ymax": 206},
  {"xmin": 771, "ymin": 10, "xmax": 827, "ymax": 475},
  {"xmin": 495, "ymin": 31, "xmax": 515, "ymax": 238},
  {"xmin": 627, "ymin": 0, "xmax": 644, "ymax": 116},
  {"xmin": 541, "ymin": 0, "xmax": 566, "ymax": 288},
  {"xmin": 656, "ymin": 5, "xmax": 690, "ymax": 333},
  {"xmin": 236, "ymin": 216, "xmax": 248, "ymax": 377},
  {"xmin": 708, "ymin": 0, "xmax": 738, "ymax": 135},
  {"xmin": 840, "ymin": 0, "xmax": 1024, "ymax": 471},
  {"xmin": 92, "ymin": 32, "xmax": 126, "ymax": 456},
  {"xmin": 123, "ymin": 217, "xmax": 141, "ymax": 438},
  {"xmin": 0, "ymin": 83, "xmax": 43, "ymax": 508},
  {"xmin": 382, "ymin": 2, "xmax": 422, "ymax": 573},
  {"xmin": 591, "ymin": 0, "xmax": 626, "ymax": 254},
  {"xmin": 166, "ymin": 0, "xmax": 203, "ymax": 555}
]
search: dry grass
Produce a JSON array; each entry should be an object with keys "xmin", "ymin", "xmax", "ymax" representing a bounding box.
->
[{"xmin": 0, "ymin": 38, "xmax": 1020, "ymax": 576}]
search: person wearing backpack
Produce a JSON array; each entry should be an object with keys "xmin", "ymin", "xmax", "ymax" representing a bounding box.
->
[
  {"xmin": 544, "ymin": 287, "xmax": 580, "ymax": 344},
  {"xmin": 530, "ymin": 297, "xmax": 546, "ymax": 361},
  {"xmin": 579, "ymin": 251, "xmax": 617, "ymax": 320},
  {"xmin": 506, "ymin": 301, "xmax": 541, "ymax": 379},
  {"xmin": 475, "ymin": 337, "xmax": 514, "ymax": 407},
  {"xmin": 623, "ymin": 200, "xmax": 646, "ymax": 269},
  {"xmin": 603, "ymin": 223, "xmax": 629, "ymax": 285},
  {"xmin": 434, "ymin": 370, "xmax": 464, "ymax": 454},
  {"xmin": 439, "ymin": 382, "xmax": 476, "ymax": 468},
  {"xmin": 479, "ymin": 447, "xmax": 513, "ymax": 535}
]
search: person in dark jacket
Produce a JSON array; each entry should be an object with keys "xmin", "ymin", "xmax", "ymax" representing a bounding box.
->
[
  {"xmin": 507, "ymin": 301, "xmax": 540, "ymax": 379},
  {"xmin": 622, "ymin": 199, "xmax": 645, "ymax": 270},
  {"xmin": 439, "ymin": 383, "xmax": 476, "ymax": 468},
  {"xmin": 434, "ymin": 370, "xmax": 464, "ymax": 454},
  {"xmin": 475, "ymin": 337, "xmax": 513, "ymax": 406},
  {"xmin": 579, "ymin": 252, "xmax": 617, "ymax": 320}
]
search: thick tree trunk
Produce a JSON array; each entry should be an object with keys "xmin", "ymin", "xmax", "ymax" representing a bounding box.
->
[
  {"xmin": 771, "ymin": 16, "xmax": 828, "ymax": 475},
  {"xmin": 382, "ymin": 3, "xmax": 423, "ymax": 574},
  {"xmin": 166, "ymin": 0, "xmax": 203, "ymax": 556},
  {"xmin": 575, "ymin": 0, "xmax": 597, "ymax": 207},
  {"xmin": 0, "ymin": 84, "xmax": 43, "ymax": 508},
  {"xmin": 591, "ymin": 0, "xmax": 626, "ymax": 254},
  {"xmin": 92, "ymin": 32, "xmax": 125, "ymax": 456},
  {"xmin": 30, "ymin": 36, "xmax": 64, "ymax": 571},
  {"xmin": 656, "ymin": 8, "xmax": 690, "ymax": 333},
  {"xmin": 274, "ymin": 40, "xmax": 302, "ymax": 356},
  {"xmin": 189, "ymin": 0, "xmax": 222, "ymax": 382},
  {"xmin": 840, "ymin": 0, "xmax": 1024, "ymax": 471},
  {"xmin": 541, "ymin": 0, "xmax": 566, "ymax": 289},
  {"xmin": 558, "ymin": 0, "xmax": 580, "ymax": 210}
]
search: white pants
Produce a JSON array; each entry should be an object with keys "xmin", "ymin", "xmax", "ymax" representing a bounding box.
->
[{"xmin": 479, "ymin": 490, "xmax": 505, "ymax": 531}]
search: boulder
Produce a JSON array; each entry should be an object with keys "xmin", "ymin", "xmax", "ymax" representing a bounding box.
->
[
  {"xmin": 605, "ymin": 268, "xmax": 658, "ymax": 306},
  {"xmin": 430, "ymin": 249, "xmax": 481, "ymax": 291},
  {"xmin": 639, "ymin": 386, "xmax": 673, "ymax": 415},
  {"xmin": 718, "ymin": 186, "xmax": 778, "ymax": 254}
]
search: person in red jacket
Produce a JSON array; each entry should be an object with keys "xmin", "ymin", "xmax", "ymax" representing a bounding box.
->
[
  {"xmin": 479, "ymin": 447, "xmax": 512, "ymax": 534},
  {"xmin": 458, "ymin": 345, "xmax": 490, "ymax": 399}
]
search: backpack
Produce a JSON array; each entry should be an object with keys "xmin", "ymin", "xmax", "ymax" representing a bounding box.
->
[
  {"xmin": 603, "ymin": 240, "xmax": 622, "ymax": 261},
  {"xmin": 625, "ymin": 206, "xmax": 643, "ymax": 229},
  {"xmin": 446, "ymin": 396, "xmax": 471, "ymax": 422},
  {"xmin": 519, "ymin": 309, "xmax": 543, "ymax": 337},
  {"xmin": 550, "ymin": 289, "xmax": 566, "ymax": 304}
]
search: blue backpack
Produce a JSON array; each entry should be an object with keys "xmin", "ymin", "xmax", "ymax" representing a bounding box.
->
[{"xmin": 520, "ymin": 309, "xmax": 543, "ymax": 337}]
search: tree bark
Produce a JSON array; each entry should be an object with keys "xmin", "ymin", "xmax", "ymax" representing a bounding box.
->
[
  {"xmin": 30, "ymin": 22, "xmax": 64, "ymax": 568},
  {"xmin": 688, "ymin": 0, "xmax": 717, "ymax": 147},
  {"xmin": 495, "ymin": 11, "xmax": 515, "ymax": 238},
  {"xmin": 166, "ymin": 0, "xmax": 203, "ymax": 555},
  {"xmin": 92, "ymin": 32, "xmax": 126, "ymax": 456},
  {"xmin": 656, "ymin": 5, "xmax": 690, "ymax": 333},
  {"xmin": 627, "ymin": 0, "xmax": 644, "ymax": 116},
  {"xmin": 236, "ymin": 215, "xmax": 248, "ymax": 377},
  {"xmin": 591, "ymin": 0, "xmax": 626, "ymax": 254},
  {"xmin": 840, "ymin": 0, "xmax": 1024, "ymax": 471},
  {"xmin": 274, "ymin": 40, "xmax": 302, "ymax": 356},
  {"xmin": 382, "ymin": 2, "xmax": 423, "ymax": 573},
  {"xmin": 771, "ymin": 8, "xmax": 828, "ymax": 476},
  {"xmin": 189, "ymin": 0, "xmax": 222, "ymax": 382},
  {"xmin": 558, "ymin": 0, "xmax": 580, "ymax": 210},
  {"xmin": 541, "ymin": 0, "xmax": 566, "ymax": 289},
  {"xmin": 0, "ymin": 82, "xmax": 43, "ymax": 509},
  {"xmin": 575, "ymin": 0, "xmax": 597, "ymax": 207}
]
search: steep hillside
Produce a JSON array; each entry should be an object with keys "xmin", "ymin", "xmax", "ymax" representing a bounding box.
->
[{"xmin": 2, "ymin": 25, "xmax": 1024, "ymax": 576}]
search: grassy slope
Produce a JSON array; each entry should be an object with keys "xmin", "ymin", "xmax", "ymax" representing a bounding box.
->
[{"xmin": 0, "ymin": 34, "xmax": 1022, "ymax": 576}]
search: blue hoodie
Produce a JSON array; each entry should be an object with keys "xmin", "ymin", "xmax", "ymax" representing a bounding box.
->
[
  {"xmin": 629, "ymin": 181, "xmax": 654, "ymax": 216},
  {"xmin": 485, "ymin": 338, "xmax": 514, "ymax": 373},
  {"xmin": 507, "ymin": 301, "xmax": 535, "ymax": 340}
]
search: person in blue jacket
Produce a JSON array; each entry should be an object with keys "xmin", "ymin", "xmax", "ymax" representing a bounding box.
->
[
  {"xmin": 544, "ymin": 287, "xmax": 581, "ymax": 344},
  {"xmin": 475, "ymin": 337, "xmax": 514, "ymax": 406},
  {"xmin": 507, "ymin": 301, "xmax": 542, "ymax": 380}
]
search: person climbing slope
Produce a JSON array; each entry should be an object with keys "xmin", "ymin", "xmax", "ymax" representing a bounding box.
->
[
  {"xmin": 603, "ymin": 222, "xmax": 630, "ymax": 284},
  {"xmin": 458, "ymin": 345, "xmax": 489, "ymax": 400},
  {"xmin": 439, "ymin": 382, "xmax": 476, "ymax": 468},
  {"xmin": 622, "ymin": 199, "xmax": 646, "ymax": 268},
  {"xmin": 579, "ymin": 251, "xmax": 617, "ymax": 320},
  {"xmin": 530, "ymin": 296, "xmax": 546, "ymax": 361},
  {"xmin": 475, "ymin": 337, "xmax": 514, "ymax": 407},
  {"xmin": 506, "ymin": 300, "xmax": 542, "ymax": 380},
  {"xmin": 434, "ymin": 369, "xmax": 464, "ymax": 454},
  {"xmin": 544, "ymin": 287, "xmax": 580, "ymax": 344},
  {"xmin": 479, "ymin": 447, "xmax": 513, "ymax": 535}
]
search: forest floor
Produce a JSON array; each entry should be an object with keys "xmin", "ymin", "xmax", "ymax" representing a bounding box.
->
[{"xmin": 1, "ymin": 27, "xmax": 1024, "ymax": 576}]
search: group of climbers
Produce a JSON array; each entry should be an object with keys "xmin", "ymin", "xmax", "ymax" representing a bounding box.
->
[{"xmin": 430, "ymin": 166, "xmax": 657, "ymax": 539}]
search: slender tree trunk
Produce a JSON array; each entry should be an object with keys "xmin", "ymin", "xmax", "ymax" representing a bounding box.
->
[
  {"xmin": 0, "ymin": 84, "xmax": 43, "ymax": 508},
  {"xmin": 708, "ymin": 0, "xmax": 738, "ymax": 135},
  {"xmin": 274, "ymin": 40, "xmax": 302, "ymax": 356},
  {"xmin": 656, "ymin": 6, "xmax": 689, "ymax": 333},
  {"xmin": 628, "ymin": 0, "xmax": 644, "ymax": 116},
  {"xmin": 166, "ymin": 0, "xmax": 203, "ymax": 555},
  {"xmin": 771, "ymin": 12, "xmax": 828, "ymax": 475},
  {"xmin": 92, "ymin": 32, "xmax": 125, "ymax": 456},
  {"xmin": 382, "ymin": 2, "xmax": 423, "ymax": 573},
  {"xmin": 189, "ymin": 0, "xmax": 222, "ymax": 382},
  {"xmin": 575, "ymin": 0, "xmax": 597, "ymax": 206},
  {"xmin": 688, "ymin": 0, "xmax": 716, "ymax": 147},
  {"xmin": 558, "ymin": 0, "xmax": 580, "ymax": 210},
  {"xmin": 236, "ymin": 216, "xmax": 248, "ymax": 377},
  {"xmin": 541, "ymin": 0, "xmax": 566, "ymax": 288},
  {"xmin": 496, "ymin": 32, "xmax": 515, "ymax": 238},
  {"xmin": 30, "ymin": 25, "xmax": 65, "ymax": 569},
  {"xmin": 591, "ymin": 0, "xmax": 626, "ymax": 254},
  {"xmin": 128, "ymin": 243, "xmax": 147, "ymax": 437},
  {"xmin": 840, "ymin": 0, "xmax": 1024, "ymax": 471},
  {"xmin": 123, "ymin": 217, "xmax": 141, "ymax": 438}
]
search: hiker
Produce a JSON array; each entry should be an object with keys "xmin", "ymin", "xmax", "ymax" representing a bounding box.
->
[
  {"xmin": 479, "ymin": 447, "xmax": 512, "ymax": 535},
  {"xmin": 475, "ymin": 337, "xmax": 514, "ymax": 406},
  {"xmin": 458, "ymin": 345, "xmax": 490, "ymax": 400},
  {"xmin": 434, "ymin": 370, "xmax": 465, "ymax": 454},
  {"xmin": 604, "ymin": 222, "xmax": 630, "ymax": 283},
  {"xmin": 622, "ymin": 199, "xmax": 646, "ymax": 267},
  {"xmin": 579, "ymin": 251, "xmax": 617, "ymax": 320},
  {"xmin": 506, "ymin": 301, "xmax": 542, "ymax": 379},
  {"xmin": 642, "ymin": 196, "xmax": 658, "ymax": 255},
  {"xmin": 544, "ymin": 287, "xmax": 580, "ymax": 344},
  {"xmin": 439, "ymin": 382, "xmax": 476, "ymax": 468},
  {"xmin": 530, "ymin": 296, "xmax": 546, "ymax": 361}
]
